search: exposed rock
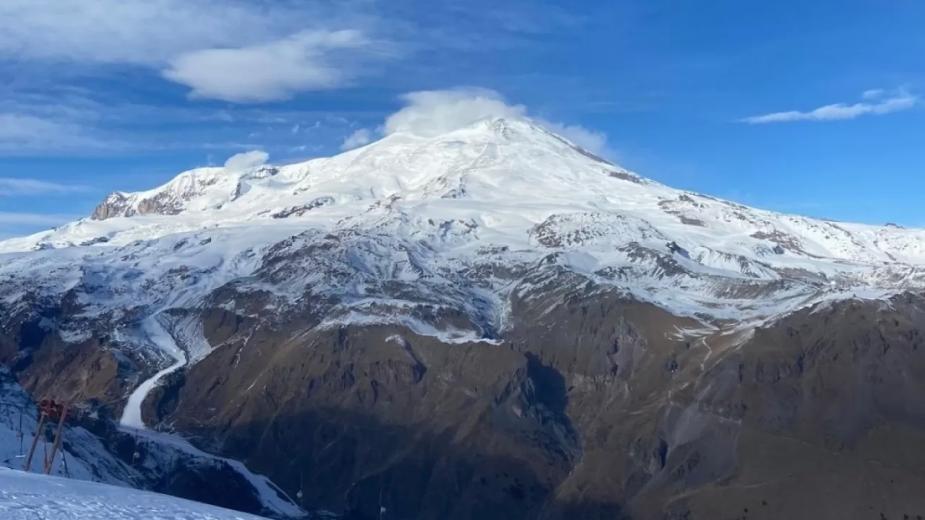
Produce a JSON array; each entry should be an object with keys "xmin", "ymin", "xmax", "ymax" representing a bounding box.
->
[
  {"xmin": 91, "ymin": 192, "xmax": 133, "ymax": 220},
  {"xmin": 271, "ymin": 196, "xmax": 336, "ymax": 219}
]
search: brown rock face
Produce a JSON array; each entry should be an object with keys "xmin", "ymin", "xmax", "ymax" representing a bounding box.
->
[
  {"xmin": 166, "ymin": 324, "xmax": 580, "ymax": 519},
  {"xmin": 6, "ymin": 269, "xmax": 925, "ymax": 519},
  {"xmin": 0, "ymin": 310, "xmax": 133, "ymax": 408},
  {"xmin": 91, "ymin": 188, "xmax": 191, "ymax": 220},
  {"xmin": 142, "ymin": 282, "xmax": 925, "ymax": 520},
  {"xmin": 91, "ymin": 192, "xmax": 132, "ymax": 220}
]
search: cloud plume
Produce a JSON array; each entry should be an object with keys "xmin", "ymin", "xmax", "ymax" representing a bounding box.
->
[
  {"xmin": 340, "ymin": 128, "xmax": 373, "ymax": 151},
  {"xmin": 381, "ymin": 88, "xmax": 616, "ymax": 159},
  {"xmin": 743, "ymin": 88, "xmax": 918, "ymax": 124},
  {"xmin": 224, "ymin": 150, "xmax": 269, "ymax": 171}
]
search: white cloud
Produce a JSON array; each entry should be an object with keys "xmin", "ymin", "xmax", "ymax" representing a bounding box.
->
[
  {"xmin": 0, "ymin": 0, "xmax": 304, "ymax": 65},
  {"xmin": 163, "ymin": 30, "xmax": 371, "ymax": 103},
  {"xmin": 383, "ymin": 88, "xmax": 616, "ymax": 158},
  {"xmin": 340, "ymin": 128, "xmax": 373, "ymax": 150},
  {"xmin": 0, "ymin": 211, "xmax": 78, "ymax": 240},
  {"xmin": 0, "ymin": 113, "xmax": 73, "ymax": 143},
  {"xmin": 743, "ymin": 88, "xmax": 918, "ymax": 124},
  {"xmin": 0, "ymin": 178, "xmax": 88, "ymax": 196},
  {"xmin": 0, "ymin": 113, "xmax": 108, "ymax": 153},
  {"xmin": 537, "ymin": 121, "xmax": 614, "ymax": 160},
  {"xmin": 385, "ymin": 88, "xmax": 527, "ymax": 137},
  {"xmin": 0, "ymin": 211, "xmax": 76, "ymax": 226},
  {"xmin": 0, "ymin": 1, "xmax": 387, "ymax": 104},
  {"xmin": 224, "ymin": 150, "xmax": 269, "ymax": 171}
]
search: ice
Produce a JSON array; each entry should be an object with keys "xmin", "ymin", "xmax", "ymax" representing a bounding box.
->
[{"xmin": 119, "ymin": 316, "xmax": 187, "ymax": 430}]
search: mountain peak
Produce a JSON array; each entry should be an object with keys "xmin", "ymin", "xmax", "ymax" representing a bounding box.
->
[{"xmin": 86, "ymin": 117, "xmax": 632, "ymax": 224}]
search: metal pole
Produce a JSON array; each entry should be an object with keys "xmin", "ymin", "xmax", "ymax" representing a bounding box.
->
[
  {"xmin": 44, "ymin": 404, "xmax": 68, "ymax": 475},
  {"xmin": 23, "ymin": 412, "xmax": 47, "ymax": 472},
  {"xmin": 18, "ymin": 406, "xmax": 23, "ymax": 454}
]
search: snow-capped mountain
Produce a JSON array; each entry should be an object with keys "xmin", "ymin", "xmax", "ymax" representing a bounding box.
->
[
  {"xmin": 3, "ymin": 116, "xmax": 925, "ymax": 519},
  {"xmin": 1, "ymin": 117, "xmax": 923, "ymax": 335}
]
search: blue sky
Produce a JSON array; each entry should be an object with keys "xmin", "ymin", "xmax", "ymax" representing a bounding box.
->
[{"xmin": 1, "ymin": 0, "xmax": 923, "ymax": 237}]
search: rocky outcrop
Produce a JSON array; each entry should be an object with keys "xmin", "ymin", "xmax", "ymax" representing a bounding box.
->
[
  {"xmin": 271, "ymin": 196, "xmax": 335, "ymax": 219},
  {"xmin": 90, "ymin": 168, "xmax": 228, "ymax": 220},
  {"xmin": 91, "ymin": 190, "xmax": 188, "ymax": 220},
  {"xmin": 91, "ymin": 192, "xmax": 132, "ymax": 220}
]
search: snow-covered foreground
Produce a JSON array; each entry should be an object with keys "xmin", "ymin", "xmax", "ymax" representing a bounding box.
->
[{"xmin": 0, "ymin": 467, "xmax": 268, "ymax": 519}]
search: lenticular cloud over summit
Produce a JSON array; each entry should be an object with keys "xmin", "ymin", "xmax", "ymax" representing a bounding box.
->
[
  {"xmin": 374, "ymin": 87, "xmax": 614, "ymax": 158},
  {"xmin": 384, "ymin": 88, "xmax": 528, "ymax": 137},
  {"xmin": 223, "ymin": 150, "xmax": 269, "ymax": 172}
]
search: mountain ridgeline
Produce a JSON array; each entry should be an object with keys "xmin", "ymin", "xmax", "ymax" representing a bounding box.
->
[{"xmin": 2, "ymin": 118, "xmax": 925, "ymax": 519}]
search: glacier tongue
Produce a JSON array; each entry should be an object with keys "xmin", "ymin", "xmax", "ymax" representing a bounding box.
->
[{"xmin": 119, "ymin": 316, "xmax": 186, "ymax": 430}]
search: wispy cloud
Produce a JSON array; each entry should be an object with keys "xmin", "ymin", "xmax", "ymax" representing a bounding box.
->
[
  {"xmin": 0, "ymin": 178, "xmax": 89, "ymax": 196},
  {"xmin": 163, "ymin": 30, "xmax": 375, "ymax": 103},
  {"xmin": 0, "ymin": 211, "xmax": 78, "ymax": 240},
  {"xmin": 0, "ymin": 1, "xmax": 391, "ymax": 104},
  {"xmin": 0, "ymin": 211, "xmax": 76, "ymax": 226},
  {"xmin": 0, "ymin": 0, "xmax": 594, "ymax": 158},
  {"xmin": 538, "ymin": 121, "xmax": 614, "ymax": 160},
  {"xmin": 0, "ymin": 1, "xmax": 578, "ymax": 108},
  {"xmin": 384, "ymin": 88, "xmax": 527, "ymax": 136},
  {"xmin": 742, "ymin": 88, "xmax": 918, "ymax": 124},
  {"xmin": 0, "ymin": 0, "xmax": 312, "ymax": 65},
  {"xmin": 0, "ymin": 112, "xmax": 112, "ymax": 153},
  {"xmin": 383, "ymin": 88, "xmax": 618, "ymax": 159},
  {"xmin": 340, "ymin": 128, "xmax": 373, "ymax": 151},
  {"xmin": 223, "ymin": 150, "xmax": 269, "ymax": 171},
  {"xmin": 0, "ymin": 88, "xmax": 378, "ymax": 156}
]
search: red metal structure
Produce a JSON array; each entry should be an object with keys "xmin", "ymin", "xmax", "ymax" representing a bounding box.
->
[{"xmin": 24, "ymin": 399, "xmax": 69, "ymax": 475}]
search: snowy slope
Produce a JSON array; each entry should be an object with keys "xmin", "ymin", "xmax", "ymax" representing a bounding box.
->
[
  {"xmin": 1, "ymin": 116, "xmax": 925, "ymax": 373},
  {"xmin": 0, "ymin": 467, "xmax": 268, "ymax": 519}
]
